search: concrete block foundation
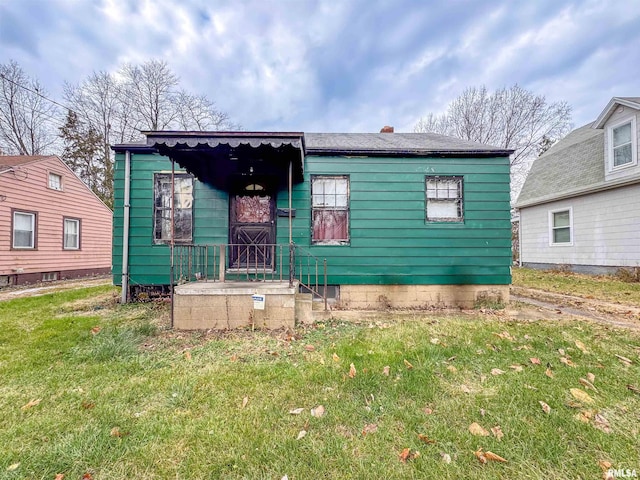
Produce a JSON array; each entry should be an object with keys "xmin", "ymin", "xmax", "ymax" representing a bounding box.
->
[
  {"xmin": 173, "ymin": 281, "xmax": 298, "ymax": 330},
  {"xmin": 338, "ymin": 284, "xmax": 509, "ymax": 310}
]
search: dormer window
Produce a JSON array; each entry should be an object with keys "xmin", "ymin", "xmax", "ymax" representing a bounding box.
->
[{"xmin": 608, "ymin": 117, "xmax": 637, "ymax": 170}]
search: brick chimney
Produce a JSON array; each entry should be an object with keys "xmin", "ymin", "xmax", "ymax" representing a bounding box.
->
[{"xmin": 380, "ymin": 126, "xmax": 394, "ymax": 133}]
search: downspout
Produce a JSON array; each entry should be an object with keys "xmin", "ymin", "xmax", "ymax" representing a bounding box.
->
[
  {"xmin": 121, "ymin": 150, "xmax": 131, "ymax": 304},
  {"xmin": 288, "ymin": 159, "xmax": 293, "ymax": 287},
  {"xmin": 170, "ymin": 159, "xmax": 175, "ymax": 328}
]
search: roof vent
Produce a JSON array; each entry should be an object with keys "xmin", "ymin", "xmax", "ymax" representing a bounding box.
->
[{"xmin": 380, "ymin": 126, "xmax": 394, "ymax": 133}]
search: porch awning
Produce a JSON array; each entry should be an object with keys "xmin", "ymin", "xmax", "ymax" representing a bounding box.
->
[{"xmin": 143, "ymin": 131, "xmax": 305, "ymax": 191}]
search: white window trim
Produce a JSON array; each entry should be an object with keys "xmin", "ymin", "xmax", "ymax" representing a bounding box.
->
[
  {"xmin": 607, "ymin": 116, "xmax": 637, "ymax": 172},
  {"xmin": 13, "ymin": 211, "xmax": 36, "ymax": 249},
  {"xmin": 48, "ymin": 172, "xmax": 63, "ymax": 191},
  {"xmin": 63, "ymin": 218, "xmax": 80, "ymax": 250},
  {"xmin": 548, "ymin": 207, "xmax": 573, "ymax": 246}
]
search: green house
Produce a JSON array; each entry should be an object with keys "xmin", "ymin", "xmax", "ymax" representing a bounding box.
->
[{"xmin": 112, "ymin": 131, "xmax": 512, "ymax": 329}]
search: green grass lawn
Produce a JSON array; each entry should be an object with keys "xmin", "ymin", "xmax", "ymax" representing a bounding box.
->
[
  {"xmin": 1, "ymin": 286, "xmax": 639, "ymax": 479},
  {"xmin": 513, "ymin": 267, "xmax": 640, "ymax": 305}
]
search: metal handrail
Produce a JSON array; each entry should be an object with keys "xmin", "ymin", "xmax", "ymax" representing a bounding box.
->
[{"xmin": 172, "ymin": 243, "xmax": 328, "ymax": 310}]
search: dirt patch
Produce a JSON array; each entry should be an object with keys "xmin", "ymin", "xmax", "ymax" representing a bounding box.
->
[
  {"xmin": 511, "ymin": 286, "xmax": 640, "ymax": 331},
  {"xmin": 0, "ymin": 276, "xmax": 112, "ymax": 302}
]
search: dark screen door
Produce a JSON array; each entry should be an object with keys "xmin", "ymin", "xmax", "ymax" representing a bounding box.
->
[{"xmin": 229, "ymin": 193, "xmax": 275, "ymax": 269}]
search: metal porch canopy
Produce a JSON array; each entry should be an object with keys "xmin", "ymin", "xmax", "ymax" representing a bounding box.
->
[{"xmin": 143, "ymin": 131, "xmax": 305, "ymax": 191}]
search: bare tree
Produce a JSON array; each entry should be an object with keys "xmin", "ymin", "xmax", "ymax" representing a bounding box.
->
[
  {"xmin": 0, "ymin": 60, "xmax": 59, "ymax": 155},
  {"xmin": 414, "ymin": 85, "xmax": 572, "ymax": 198},
  {"xmin": 64, "ymin": 59, "xmax": 235, "ymax": 206}
]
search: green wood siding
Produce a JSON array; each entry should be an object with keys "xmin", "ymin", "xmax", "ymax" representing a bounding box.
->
[
  {"xmin": 276, "ymin": 156, "xmax": 511, "ymax": 285},
  {"xmin": 113, "ymin": 153, "xmax": 511, "ymax": 287}
]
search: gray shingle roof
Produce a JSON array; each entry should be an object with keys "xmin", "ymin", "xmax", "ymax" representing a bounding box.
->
[
  {"xmin": 304, "ymin": 132, "xmax": 512, "ymax": 155},
  {"xmin": 515, "ymin": 123, "xmax": 605, "ymax": 207}
]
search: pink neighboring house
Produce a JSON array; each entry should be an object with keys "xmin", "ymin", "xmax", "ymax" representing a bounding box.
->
[{"xmin": 0, "ymin": 155, "xmax": 112, "ymax": 286}]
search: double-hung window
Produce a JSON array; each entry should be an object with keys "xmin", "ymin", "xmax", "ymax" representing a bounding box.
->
[
  {"xmin": 154, "ymin": 173, "xmax": 194, "ymax": 243},
  {"xmin": 549, "ymin": 208, "xmax": 572, "ymax": 245},
  {"xmin": 426, "ymin": 176, "xmax": 464, "ymax": 222},
  {"xmin": 63, "ymin": 218, "xmax": 80, "ymax": 250},
  {"xmin": 312, "ymin": 176, "xmax": 349, "ymax": 244},
  {"xmin": 13, "ymin": 211, "xmax": 36, "ymax": 249},
  {"xmin": 609, "ymin": 117, "xmax": 637, "ymax": 170}
]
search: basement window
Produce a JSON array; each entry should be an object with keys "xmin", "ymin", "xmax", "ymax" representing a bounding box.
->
[
  {"xmin": 154, "ymin": 173, "xmax": 194, "ymax": 244},
  {"xmin": 312, "ymin": 176, "xmax": 349, "ymax": 245},
  {"xmin": 425, "ymin": 176, "xmax": 463, "ymax": 222}
]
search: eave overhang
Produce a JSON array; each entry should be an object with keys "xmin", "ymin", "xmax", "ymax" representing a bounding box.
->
[{"xmin": 593, "ymin": 97, "xmax": 640, "ymax": 129}]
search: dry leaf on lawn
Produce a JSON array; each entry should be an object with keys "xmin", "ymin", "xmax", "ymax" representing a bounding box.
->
[
  {"xmin": 579, "ymin": 378, "xmax": 598, "ymax": 392},
  {"xmin": 110, "ymin": 427, "xmax": 127, "ymax": 438},
  {"xmin": 382, "ymin": 365, "xmax": 390, "ymax": 376},
  {"xmin": 558, "ymin": 348, "xmax": 566, "ymax": 356},
  {"xmin": 348, "ymin": 363, "xmax": 356, "ymax": 378},
  {"xmin": 289, "ymin": 408, "xmax": 304, "ymax": 415},
  {"xmin": 230, "ymin": 354, "xmax": 238, "ymax": 362},
  {"xmin": 418, "ymin": 433, "xmax": 436, "ymax": 444},
  {"xmin": 311, "ymin": 405, "xmax": 325, "ymax": 417},
  {"xmin": 594, "ymin": 413, "xmax": 612, "ymax": 433},
  {"xmin": 399, "ymin": 448, "xmax": 419, "ymax": 463},
  {"xmin": 21, "ymin": 398, "xmax": 41, "ymax": 411},
  {"xmin": 494, "ymin": 331, "xmax": 515, "ymax": 341},
  {"xmin": 241, "ymin": 396, "xmax": 249, "ymax": 409},
  {"xmin": 184, "ymin": 350, "xmax": 192, "ymax": 361},
  {"xmin": 440, "ymin": 453, "xmax": 452, "ymax": 464},
  {"xmin": 627, "ymin": 384, "xmax": 640, "ymax": 395},
  {"xmin": 447, "ymin": 365, "xmax": 457, "ymax": 373},
  {"xmin": 530, "ymin": 357, "xmax": 542, "ymax": 365},
  {"xmin": 90, "ymin": 326, "xmax": 101, "ymax": 335},
  {"xmin": 430, "ymin": 338, "xmax": 440, "ymax": 345},
  {"xmin": 404, "ymin": 359, "xmax": 414, "ymax": 370},
  {"xmin": 615, "ymin": 354, "xmax": 633, "ymax": 366},
  {"xmin": 491, "ymin": 368, "xmax": 505, "ymax": 376},
  {"xmin": 510, "ymin": 365, "xmax": 523, "ymax": 372},
  {"xmin": 460, "ymin": 384, "xmax": 471, "ymax": 393},
  {"xmin": 539, "ymin": 401, "xmax": 551, "ymax": 414},
  {"xmin": 474, "ymin": 448, "xmax": 507, "ymax": 464},
  {"xmin": 575, "ymin": 340, "xmax": 589, "ymax": 354},
  {"xmin": 362, "ymin": 423, "xmax": 378, "ymax": 435},
  {"xmin": 598, "ymin": 460, "xmax": 613, "ymax": 471},
  {"xmin": 55, "ymin": 474, "xmax": 65, "ymax": 480},
  {"xmin": 491, "ymin": 425, "xmax": 504, "ymax": 440},
  {"xmin": 332, "ymin": 353, "xmax": 340, "ymax": 362},
  {"xmin": 423, "ymin": 406, "xmax": 434, "ymax": 415},
  {"xmin": 82, "ymin": 473, "xmax": 93, "ymax": 480},
  {"xmin": 570, "ymin": 388, "xmax": 595, "ymax": 405},
  {"xmin": 587, "ymin": 372, "xmax": 596, "ymax": 383},
  {"xmin": 7, "ymin": 463, "xmax": 20, "ymax": 471},
  {"xmin": 545, "ymin": 367, "xmax": 554, "ymax": 378},
  {"xmin": 305, "ymin": 345, "xmax": 315, "ymax": 352},
  {"xmin": 560, "ymin": 356, "xmax": 576, "ymax": 367},
  {"xmin": 575, "ymin": 410, "xmax": 594, "ymax": 423},
  {"xmin": 296, "ymin": 430, "xmax": 307, "ymax": 440},
  {"xmin": 469, "ymin": 422, "xmax": 490, "ymax": 436}
]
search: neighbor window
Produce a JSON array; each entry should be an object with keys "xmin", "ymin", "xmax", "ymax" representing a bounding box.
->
[
  {"xmin": 154, "ymin": 173, "xmax": 194, "ymax": 243},
  {"xmin": 549, "ymin": 208, "xmax": 572, "ymax": 245},
  {"xmin": 12, "ymin": 211, "xmax": 36, "ymax": 249},
  {"xmin": 49, "ymin": 172, "xmax": 62, "ymax": 190},
  {"xmin": 426, "ymin": 176, "xmax": 463, "ymax": 222},
  {"xmin": 609, "ymin": 118, "xmax": 637, "ymax": 169},
  {"xmin": 63, "ymin": 218, "xmax": 80, "ymax": 250},
  {"xmin": 312, "ymin": 176, "xmax": 349, "ymax": 244}
]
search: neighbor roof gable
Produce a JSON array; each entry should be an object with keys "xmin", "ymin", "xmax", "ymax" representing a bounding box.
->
[{"xmin": 593, "ymin": 97, "xmax": 640, "ymax": 129}]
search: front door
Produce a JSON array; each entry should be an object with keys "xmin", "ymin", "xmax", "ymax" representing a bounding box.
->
[{"xmin": 229, "ymin": 185, "xmax": 275, "ymax": 269}]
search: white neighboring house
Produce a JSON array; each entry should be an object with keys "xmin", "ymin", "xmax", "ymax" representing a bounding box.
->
[{"xmin": 515, "ymin": 97, "xmax": 640, "ymax": 274}]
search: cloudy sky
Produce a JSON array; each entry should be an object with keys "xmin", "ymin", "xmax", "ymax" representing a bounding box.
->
[{"xmin": 1, "ymin": 0, "xmax": 639, "ymax": 133}]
